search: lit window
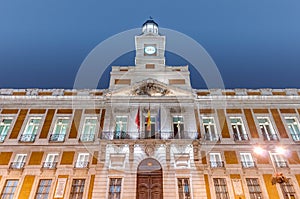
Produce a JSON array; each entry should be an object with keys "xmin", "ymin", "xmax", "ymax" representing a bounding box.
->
[
  {"xmin": 115, "ymin": 116, "xmax": 127, "ymax": 139},
  {"xmin": 229, "ymin": 117, "xmax": 248, "ymax": 141},
  {"xmin": 43, "ymin": 153, "xmax": 59, "ymax": 169},
  {"xmin": 213, "ymin": 178, "xmax": 229, "ymax": 199},
  {"xmin": 0, "ymin": 118, "xmax": 13, "ymax": 142},
  {"xmin": 209, "ymin": 153, "xmax": 223, "ymax": 168},
  {"xmin": 35, "ymin": 179, "xmax": 52, "ymax": 199},
  {"xmin": 177, "ymin": 178, "xmax": 191, "ymax": 199},
  {"xmin": 257, "ymin": 117, "xmax": 278, "ymax": 141},
  {"xmin": 80, "ymin": 117, "xmax": 97, "ymax": 142},
  {"xmin": 49, "ymin": 117, "xmax": 70, "ymax": 142},
  {"xmin": 69, "ymin": 179, "xmax": 85, "ymax": 199},
  {"xmin": 173, "ymin": 116, "xmax": 184, "ymax": 139},
  {"xmin": 240, "ymin": 153, "xmax": 255, "ymax": 168},
  {"xmin": 203, "ymin": 117, "xmax": 218, "ymax": 141},
  {"xmin": 246, "ymin": 178, "xmax": 263, "ymax": 199},
  {"xmin": 75, "ymin": 153, "xmax": 89, "ymax": 168},
  {"xmin": 20, "ymin": 117, "xmax": 41, "ymax": 142},
  {"xmin": 0, "ymin": 179, "xmax": 19, "ymax": 199},
  {"xmin": 285, "ymin": 117, "xmax": 300, "ymax": 141},
  {"xmin": 10, "ymin": 154, "xmax": 27, "ymax": 169},
  {"xmin": 108, "ymin": 178, "xmax": 122, "ymax": 199}
]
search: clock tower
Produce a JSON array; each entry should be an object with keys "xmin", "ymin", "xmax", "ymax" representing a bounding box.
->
[{"xmin": 135, "ymin": 18, "xmax": 166, "ymax": 70}]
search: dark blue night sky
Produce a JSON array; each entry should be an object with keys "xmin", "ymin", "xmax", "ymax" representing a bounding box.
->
[{"xmin": 0, "ymin": 0, "xmax": 299, "ymax": 89}]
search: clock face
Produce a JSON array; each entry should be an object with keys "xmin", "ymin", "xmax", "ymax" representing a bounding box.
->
[{"xmin": 144, "ymin": 46, "xmax": 156, "ymax": 55}]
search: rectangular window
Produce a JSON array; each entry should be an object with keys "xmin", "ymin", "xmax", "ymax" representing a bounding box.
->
[
  {"xmin": 246, "ymin": 178, "xmax": 263, "ymax": 199},
  {"xmin": 229, "ymin": 117, "xmax": 249, "ymax": 141},
  {"xmin": 35, "ymin": 179, "xmax": 52, "ymax": 199},
  {"xmin": 210, "ymin": 153, "xmax": 223, "ymax": 168},
  {"xmin": 177, "ymin": 178, "xmax": 191, "ymax": 199},
  {"xmin": 114, "ymin": 116, "xmax": 128, "ymax": 139},
  {"xmin": 69, "ymin": 179, "xmax": 85, "ymax": 199},
  {"xmin": 108, "ymin": 178, "xmax": 122, "ymax": 199},
  {"xmin": 203, "ymin": 117, "xmax": 218, "ymax": 141},
  {"xmin": 19, "ymin": 117, "xmax": 41, "ymax": 142},
  {"xmin": 271, "ymin": 153, "xmax": 288, "ymax": 168},
  {"xmin": 280, "ymin": 178, "xmax": 297, "ymax": 199},
  {"xmin": 43, "ymin": 153, "xmax": 59, "ymax": 169},
  {"xmin": 285, "ymin": 117, "xmax": 300, "ymax": 141},
  {"xmin": 257, "ymin": 117, "xmax": 278, "ymax": 141},
  {"xmin": 240, "ymin": 153, "xmax": 255, "ymax": 168},
  {"xmin": 213, "ymin": 178, "xmax": 229, "ymax": 199},
  {"xmin": 75, "ymin": 153, "xmax": 89, "ymax": 168},
  {"xmin": 10, "ymin": 154, "xmax": 27, "ymax": 169},
  {"xmin": 50, "ymin": 117, "xmax": 70, "ymax": 142},
  {"xmin": 144, "ymin": 116, "xmax": 156, "ymax": 139},
  {"xmin": 80, "ymin": 117, "xmax": 97, "ymax": 142},
  {"xmin": 173, "ymin": 116, "xmax": 184, "ymax": 139},
  {"xmin": 0, "ymin": 179, "xmax": 19, "ymax": 199},
  {"xmin": 0, "ymin": 118, "xmax": 13, "ymax": 142}
]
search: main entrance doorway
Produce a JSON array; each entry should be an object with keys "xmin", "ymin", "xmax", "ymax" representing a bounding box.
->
[{"xmin": 136, "ymin": 158, "xmax": 163, "ymax": 199}]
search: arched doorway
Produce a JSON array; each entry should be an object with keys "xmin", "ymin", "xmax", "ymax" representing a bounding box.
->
[{"xmin": 136, "ymin": 158, "xmax": 163, "ymax": 199}]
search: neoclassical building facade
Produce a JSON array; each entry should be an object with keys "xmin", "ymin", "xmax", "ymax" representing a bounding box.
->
[{"xmin": 0, "ymin": 19, "xmax": 300, "ymax": 199}]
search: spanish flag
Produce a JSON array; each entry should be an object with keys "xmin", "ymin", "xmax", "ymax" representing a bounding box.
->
[{"xmin": 146, "ymin": 108, "xmax": 151, "ymax": 131}]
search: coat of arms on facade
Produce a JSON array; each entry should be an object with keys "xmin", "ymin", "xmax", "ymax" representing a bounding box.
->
[{"xmin": 133, "ymin": 83, "xmax": 170, "ymax": 96}]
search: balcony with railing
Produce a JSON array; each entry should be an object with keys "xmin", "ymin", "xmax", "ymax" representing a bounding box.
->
[
  {"xmin": 262, "ymin": 133, "xmax": 279, "ymax": 141},
  {"xmin": 101, "ymin": 131, "xmax": 198, "ymax": 140},
  {"xmin": 9, "ymin": 162, "xmax": 25, "ymax": 169},
  {"xmin": 210, "ymin": 161, "xmax": 224, "ymax": 168},
  {"xmin": 79, "ymin": 133, "xmax": 95, "ymax": 142},
  {"xmin": 49, "ymin": 134, "xmax": 66, "ymax": 142},
  {"xmin": 42, "ymin": 161, "xmax": 58, "ymax": 169},
  {"xmin": 233, "ymin": 133, "xmax": 249, "ymax": 141},
  {"xmin": 74, "ymin": 161, "xmax": 89, "ymax": 168},
  {"xmin": 19, "ymin": 134, "xmax": 36, "ymax": 142},
  {"xmin": 275, "ymin": 161, "xmax": 289, "ymax": 168},
  {"xmin": 0, "ymin": 134, "xmax": 7, "ymax": 142},
  {"xmin": 241, "ymin": 161, "xmax": 256, "ymax": 168}
]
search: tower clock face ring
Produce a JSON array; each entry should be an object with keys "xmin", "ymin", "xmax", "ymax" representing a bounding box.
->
[{"xmin": 144, "ymin": 46, "xmax": 156, "ymax": 55}]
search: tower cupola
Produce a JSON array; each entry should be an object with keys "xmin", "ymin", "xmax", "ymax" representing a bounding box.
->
[{"xmin": 142, "ymin": 18, "xmax": 159, "ymax": 35}]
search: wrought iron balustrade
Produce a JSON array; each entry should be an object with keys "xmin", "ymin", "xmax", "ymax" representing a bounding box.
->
[
  {"xmin": 49, "ymin": 134, "xmax": 66, "ymax": 142},
  {"xmin": 79, "ymin": 133, "xmax": 95, "ymax": 142},
  {"xmin": 275, "ymin": 161, "xmax": 289, "ymax": 168},
  {"xmin": 233, "ymin": 133, "xmax": 249, "ymax": 141},
  {"xmin": 19, "ymin": 134, "xmax": 36, "ymax": 142},
  {"xmin": 210, "ymin": 161, "xmax": 224, "ymax": 168},
  {"xmin": 10, "ymin": 162, "xmax": 25, "ymax": 169},
  {"xmin": 262, "ymin": 133, "xmax": 279, "ymax": 141},
  {"xmin": 75, "ymin": 161, "xmax": 89, "ymax": 168},
  {"xmin": 241, "ymin": 161, "xmax": 256, "ymax": 168},
  {"xmin": 42, "ymin": 161, "xmax": 58, "ymax": 169}
]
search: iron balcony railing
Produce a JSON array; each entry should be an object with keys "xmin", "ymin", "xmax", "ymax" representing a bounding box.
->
[
  {"xmin": 101, "ymin": 131, "xmax": 198, "ymax": 140},
  {"xmin": 233, "ymin": 133, "xmax": 249, "ymax": 141},
  {"xmin": 262, "ymin": 132, "xmax": 279, "ymax": 141},
  {"xmin": 79, "ymin": 133, "xmax": 95, "ymax": 142},
  {"xmin": 241, "ymin": 161, "xmax": 256, "ymax": 168},
  {"xmin": 290, "ymin": 133, "xmax": 300, "ymax": 142},
  {"xmin": 19, "ymin": 134, "xmax": 36, "ymax": 142},
  {"xmin": 42, "ymin": 161, "xmax": 58, "ymax": 169},
  {"xmin": 210, "ymin": 161, "xmax": 224, "ymax": 168},
  {"xmin": 10, "ymin": 162, "xmax": 25, "ymax": 169},
  {"xmin": 0, "ymin": 134, "xmax": 7, "ymax": 142},
  {"xmin": 75, "ymin": 161, "xmax": 89, "ymax": 168},
  {"xmin": 204, "ymin": 133, "xmax": 220, "ymax": 141},
  {"xmin": 275, "ymin": 161, "xmax": 289, "ymax": 168},
  {"xmin": 49, "ymin": 134, "xmax": 66, "ymax": 142}
]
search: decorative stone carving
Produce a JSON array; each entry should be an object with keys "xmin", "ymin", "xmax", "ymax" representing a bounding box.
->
[
  {"xmin": 133, "ymin": 83, "xmax": 170, "ymax": 96},
  {"xmin": 145, "ymin": 144, "xmax": 155, "ymax": 156}
]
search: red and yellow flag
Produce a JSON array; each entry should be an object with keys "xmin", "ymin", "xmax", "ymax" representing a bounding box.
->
[{"xmin": 146, "ymin": 109, "xmax": 151, "ymax": 131}]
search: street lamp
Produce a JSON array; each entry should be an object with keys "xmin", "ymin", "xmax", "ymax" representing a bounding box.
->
[{"xmin": 253, "ymin": 146, "xmax": 288, "ymax": 185}]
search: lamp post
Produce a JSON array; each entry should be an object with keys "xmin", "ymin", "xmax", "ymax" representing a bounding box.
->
[{"xmin": 253, "ymin": 146, "xmax": 288, "ymax": 185}]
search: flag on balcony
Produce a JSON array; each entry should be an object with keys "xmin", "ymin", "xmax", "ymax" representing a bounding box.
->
[
  {"xmin": 157, "ymin": 107, "xmax": 161, "ymax": 133},
  {"xmin": 135, "ymin": 107, "xmax": 140, "ymax": 131},
  {"xmin": 146, "ymin": 107, "xmax": 151, "ymax": 131}
]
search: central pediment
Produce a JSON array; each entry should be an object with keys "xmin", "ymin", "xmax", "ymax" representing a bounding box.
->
[{"xmin": 107, "ymin": 78, "xmax": 192, "ymax": 97}]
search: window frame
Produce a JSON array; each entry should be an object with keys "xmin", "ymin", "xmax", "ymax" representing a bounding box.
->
[
  {"xmin": 108, "ymin": 178, "xmax": 122, "ymax": 199},
  {"xmin": 114, "ymin": 116, "xmax": 128, "ymax": 139},
  {"xmin": 0, "ymin": 117, "xmax": 14, "ymax": 142},
  {"xmin": 80, "ymin": 116, "xmax": 98, "ymax": 142},
  {"xmin": 213, "ymin": 178, "xmax": 229, "ymax": 199},
  {"xmin": 245, "ymin": 178, "xmax": 263, "ymax": 199},
  {"xmin": 240, "ymin": 152, "xmax": 255, "ymax": 168},
  {"xmin": 75, "ymin": 153, "xmax": 89, "ymax": 168},
  {"xmin": 280, "ymin": 178, "xmax": 297, "ymax": 199},
  {"xmin": 202, "ymin": 116, "xmax": 219, "ymax": 141},
  {"xmin": 229, "ymin": 116, "xmax": 248, "ymax": 141},
  {"xmin": 11, "ymin": 153, "xmax": 27, "ymax": 169},
  {"xmin": 177, "ymin": 178, "xmax": 191, "ymax": 199},
  {"xmin": 19, "ymin": 116, "xmax": 42, "ymax": 142},
  {"xmin": 209, "ymin": 152, "xmax": 223, "ymax": 168},
  {"xmin": 173, "ymin": 115, "xmax": 184, "ymax": 139},
  {"xmin": 257, "ymin": 116, "xmax": 278, "ymax": 141},
  {"xmin": 284, "ymin": 116, "xmax": 300, "ymax": 141},
  {"xmin": 69, "ymin": 179, "xmax": 85, "ymax": 199},
  {"xmin": 43, "ymin": 153, "xmax": 59, "ymax": 169},
  {"xmin": 35, "ymin": 179, "xmax": 52, "ymax": 199},
  {"xmin": 0, "ymin": 179, "xmax": 19, "ymax": 199},
  {"xmin": 49, "ymin": 116, "xmax": 71, "ymax": 142}
]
